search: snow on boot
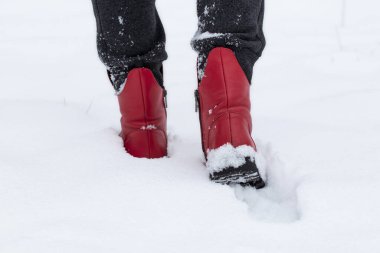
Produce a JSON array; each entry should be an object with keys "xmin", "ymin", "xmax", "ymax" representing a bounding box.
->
[
  {"xmin": 118, "ymin": 68, "xmax": 168, "ymax": 159},
  {"xmin": 195, "ymin": 47, "xmax": 265, "ymax": 189}
]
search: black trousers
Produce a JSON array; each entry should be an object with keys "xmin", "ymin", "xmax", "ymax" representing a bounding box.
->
[{"xmin": 91, "ymin": 0, "xmax": 265, "ymax": 92}]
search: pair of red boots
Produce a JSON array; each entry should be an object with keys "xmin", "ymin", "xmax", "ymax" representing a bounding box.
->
[{"xmin": 117, "ymin": 47, "xmax": 265, "ymax": 188}]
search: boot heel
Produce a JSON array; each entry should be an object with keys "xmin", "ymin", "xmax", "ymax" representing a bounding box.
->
[{"xmin": 124, "ymin": 129, "xmax": 167, "ymax": 159}]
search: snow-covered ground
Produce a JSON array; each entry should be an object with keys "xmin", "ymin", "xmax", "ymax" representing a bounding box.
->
[{"xmin": 1, "ymin": 0, "xmax": 380, "ymax": 252}]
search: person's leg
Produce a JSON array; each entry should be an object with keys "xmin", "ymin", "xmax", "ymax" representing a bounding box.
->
[
  {"xmin": 193, "ymin": 0, "xmax": 266, "ymax": 187},
  {"xmin": 91, "ymin": 0, "xmax": 168, "ymax": 158},
  {"xmin": 192, "ymin": 0, "xmax": 265, "ymax": 82},
  {"xmin": 91, "ymin": 0, "xmax": 167, "ymax": 93}
]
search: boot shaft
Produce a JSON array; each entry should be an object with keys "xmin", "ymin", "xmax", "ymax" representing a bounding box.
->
[
  {"xmin": 118, "ymin": 68, "xmax": 168, "ymax": 158},
  {"xmin": 196, "ymin": 47, "xmax": 256, "ymax": 157}
]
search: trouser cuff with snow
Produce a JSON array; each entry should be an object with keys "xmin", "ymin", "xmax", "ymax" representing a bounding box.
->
[{"xmin": 91, "ymin": 0, "xmax": 266, "ymax": 92}]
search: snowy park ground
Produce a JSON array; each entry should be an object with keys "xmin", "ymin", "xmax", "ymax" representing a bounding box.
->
[{"xmin": 1, "ymin": 0, "xmax": 380, "ymax": 252}]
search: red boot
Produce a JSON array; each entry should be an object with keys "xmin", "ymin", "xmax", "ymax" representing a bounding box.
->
[
  {"xmin": 118, "ymin": 68, "xmax": 168, "ymax": 159},
  {"xmin": 195, "ymin": 47, "xmax": 265, "ymax": 188}
]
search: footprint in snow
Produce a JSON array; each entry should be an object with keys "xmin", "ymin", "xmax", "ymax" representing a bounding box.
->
[{"xmin": 234, "ymin": 141, "xmax": 302, "ymax": 223}]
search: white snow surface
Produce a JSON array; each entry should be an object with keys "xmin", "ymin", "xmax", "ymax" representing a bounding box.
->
[{"xmin": 1, "ymin": 0, "xmax": 380, "ymax": 252}]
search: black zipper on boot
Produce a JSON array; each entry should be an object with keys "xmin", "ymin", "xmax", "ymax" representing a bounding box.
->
[
  {"xmin": 195, "ymin": 89, "xmax": 206, "ymax": 157},
  {"xmin": 194, "ymin": 89, "xmax": 199, "ymax": 112},
  {"xmin": 163, "ymin": 89, "xmax": 168, "ymax": 108}
]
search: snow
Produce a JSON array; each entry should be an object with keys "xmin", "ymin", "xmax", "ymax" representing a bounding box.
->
[
  {"xmin": 206, "ymin": 144, "xmax": 256, "ymax": 173},
  {"xmin": 192, "ymin": 31, "xmax": 227, "ymax": 41},
  {"xmin": 118, "ymin": 16, "xmax": 124, "ymax": 25},
  {"xmin": 1, "ymin": 0, "xmax": 380, "ymax": 252},
  {"xmin": 141, "ymin": 125, "xmax": 157, "ymax": 130}
]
